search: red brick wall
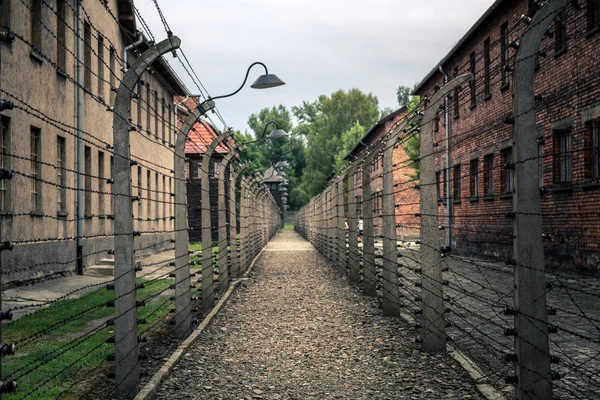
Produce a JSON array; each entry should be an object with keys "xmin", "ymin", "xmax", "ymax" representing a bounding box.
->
[{"xmin": 415, "ymin": 0, "xmax": 600, "ymax": 273}]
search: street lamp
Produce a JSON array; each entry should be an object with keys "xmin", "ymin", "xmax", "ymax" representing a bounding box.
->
[
  {"xmin": 236, "ymin": 121, "xmax": 289, "ymax": 150},
  {"xmin": 206, "ymin": 62, "xmax": 285, "ymax": 103}
]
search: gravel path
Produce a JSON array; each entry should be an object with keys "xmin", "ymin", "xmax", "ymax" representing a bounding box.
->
[{"xmin": 154, "ymin": 231, "xmax": 482, "ymax": 400}]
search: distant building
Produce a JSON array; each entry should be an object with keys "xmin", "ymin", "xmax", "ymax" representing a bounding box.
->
[
  {"xmin": 176, "ymin": 97, "xmax": 233, "ymax": 242},
  {"xmin": 262, "ymin": 167, "xmax": 287, "ymax": 212},
  {"xmin": 412, "ymin": 0, "xmax": 600, "ymax": 273},
  {"xmin": 346, "ymin": 107, "xmax": 420, "ymax": 239},
  {"xmin": 0, "ymin": 0, "xmax": 186, "ymax": 285}
]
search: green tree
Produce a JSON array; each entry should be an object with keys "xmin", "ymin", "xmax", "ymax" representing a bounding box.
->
[
  {"xmin": 334, "ymin": 121, "xmax": 365, "ymax": 172},
  {"xmin": 398, "ymin": 91, "xmax": 421, "ymax": 180},
  {"xmin": 293, "ymin": 88, "xmax": 380, "ymax": 197}
]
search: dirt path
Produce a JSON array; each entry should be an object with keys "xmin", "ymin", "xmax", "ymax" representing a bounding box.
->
[{"xmin": 154, "ymin": 230, "xmax": 481, "ymax": 400}]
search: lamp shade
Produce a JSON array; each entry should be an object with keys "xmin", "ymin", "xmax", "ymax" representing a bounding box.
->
[
  {"xmin": 251, "ymin": 74, "xmax": 286, "ymax": 89},
  {"xmin": 275, "ymin": 160, "xmax": 289, "ymax": 168},
  {"xmin": 268, "ymin": 129, "xmax": 289, "ymax": 139},
  {"xmin": 278, "ymin": 171, "xmax": 287, "ymax": 177}
]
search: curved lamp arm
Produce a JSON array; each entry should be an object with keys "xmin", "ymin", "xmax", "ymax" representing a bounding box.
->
[
  {"xmin": 236, "ymin": 121, "xmax": 280, "ymax": 148},
  {"xmin": 209, "ymin": 62, "xmax": 269, "ymax": 101}
]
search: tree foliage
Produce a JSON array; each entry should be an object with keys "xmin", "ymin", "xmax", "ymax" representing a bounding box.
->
[
  {"xmin": 293, "ymin": 89, "xmax": 380, "ymax": 197},
  {"xmin": 396, "ymin": 84, "xmax": 421, "ymax": 180}
]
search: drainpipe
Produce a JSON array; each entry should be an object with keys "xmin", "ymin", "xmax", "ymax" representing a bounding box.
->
[
  {"xmin": 439, "ymin": 65, "xmax": 452, "ymax": 250},
  {"xmin": 75, "ymin": 1, "xmax": 83, "ymax": 275},
  {"xmin": 122, "ymin": 30, "xmax": 145, "ymax": 73},
  {"xmin": 174, "ymin": 95, "xmax": 190, "ymax": 128}
]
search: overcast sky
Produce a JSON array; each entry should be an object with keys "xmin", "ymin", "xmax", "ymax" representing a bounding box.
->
[{"xmin": 136, "ymin": 0, "xmax": 496, "ymax": 133}]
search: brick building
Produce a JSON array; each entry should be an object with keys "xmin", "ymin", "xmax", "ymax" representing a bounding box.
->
[
  {"xmin": 413, "ymin": 0, "xmax": 600, "ymax": 273},
  {"xmin": 0, "ymin": 0, "xmax": 186, "ymax": 285},
  {"xmin": 346, "ymin": 107, "xmax": 420, "ymax": 239},
  {"xmin": 177, "ymin": 97, "xmax": 232, "ymax": 242}
]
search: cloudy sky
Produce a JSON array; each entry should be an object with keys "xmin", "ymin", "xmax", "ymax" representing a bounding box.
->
[{"xmin": 136, "ymin": 0, "xmax": 496, "ymax": 133}]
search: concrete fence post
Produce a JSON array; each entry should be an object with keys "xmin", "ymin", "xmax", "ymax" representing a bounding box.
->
[
  {"xmin": 200, "ymin": 130, "xmax": 233, "ymax": 309},
  {"xmin": 337, "ymin": 174, "xmax": 347, "ymax": 273},
  {"xmin": 347, "ymin": 166, "xmax": 360, "ymax": 284},
  {"xmin": 511, "ymin": 1, "xmax": 565, "ymax": 397},
  {"xmin": 362, "ymin": 154, "xmax": 377, "ymax": 297},
  {"xmin": 112, "ymin": 36, "xmax": 181, "ymax": 397},
  {"xmin": 217, "ymin": 151, "xmax": 237, "ymax": 293},
  {"xmin": 174, "ymin": 100, "xmax": 215, "ymax": 339},
  {"xmin": 419, "ymin": 73, "xmax": 472, "ymax": 353}
]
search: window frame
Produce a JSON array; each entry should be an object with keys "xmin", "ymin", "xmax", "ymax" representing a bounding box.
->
[
  {"xmin": 483, "ymin": 37, "xmax": 491, "ymax": 99},
  {"xmin": 483, "ymin": 154, "xmax": 494, "ymax": 197},
  {"xmin": 98, "ymin": 151, "xmax": 105, "ymax": 216},
  {"xmin": 83, "ymin": 22, "xmax": 92, "ymax": 91},
  {"xmin": 56, "ymin": 0, "xmax": 67, "ymax": 72},
  {"xmin": 30, "ymin": 127, "xmax": 42, "ymax": 211},
  {"xmin": 56, "ymin": 136, "xmax": 66, "ymax": 214},
  {"xmin": 1, "ymin": 116, "xmax": 11, "ymax": 212},
  {"xmin": 553, "ymin": 128, "xmax": 572, "ymax": 184},
  {"xmin": 469, "ymin": 52, "xmax": 476, "ymax": 107},
  {"xmin": 554, "ymin": 7, "xmax": 568, "ymax": 56},
  {"xmin": 587, "ymin": 0, "xmax": 600, "ymax": 33},
  {"xmin": 84, "ymin": 146, "xmax": 92, "ymax": 216},
  {"xmin": 470, "ymin": 158, "xmax": 479, "ymax": 198},
  {"xmin": 501, "ymin": 147, "xmax": 514, "ymax": 194},
  {"xmin": 30, "ymin": 0, "xmax": 43, "ymax": 53},
  {"xmin": 453, "ymin": 164, "xmax": 461, "ymax": 202},
  {"xmin": 500, "ymin": 22, "xmax": 509, "ymax": 89},
  {"xmin": 0, "ymin": 0, "xmax": 11, "ymax": 34}
]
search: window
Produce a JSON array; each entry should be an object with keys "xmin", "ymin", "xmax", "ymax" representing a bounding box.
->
[
  {"xmin": 554, "ymin": 129, "xmax": 572, "ymax": 183},
  {"xmin": 56, "ymin": 0, "xmax": 66, "ymax": 71},
  {"xmin": 355, "ymin": 196, "xmax": 362, "ymax": 216},
  {"xmin": 168, "ymin": 105, "xmax": 173, "ymax": 144},
  {"xmin": 146, "ymin": 170, "xmax": 151, "ymax": 219},
  {"xmin": 154, "ymin": 91, "xmax": 159, "ymax": 138},
  {"xmin": 137, "ymin": 167, "xmax": 142, "ymax": 217},
  {"xmin": 83, "ymin": 22, "xmax": 92, "ymax": 91},
  {"xmin": 500, "ymin": 22, "xmax": 509, "ymax": 88},
  {"xmin": 56, "ymin": 136, "xmax": 66, "ymax": 214},
  {"xmin": 442, "ymin": 168, "xmax": 447, "ymax": 201},
  {"xmin": 554, "ymin": 7, "xmax": 567, "ymax": 54},
  {"xmin": 146, "ymin": 83, "xmax": 152, "ymax": 133},
  {"xmin": 538, "ymin": 141, "xmax": 544, "ymax": 188},
  {"xmin": 470, "ymin": 158, "xmax": 479, "ymax": 198},
  {"xmin": 588, "ymin": 0, "xmax": 600, "ymax": 31},
  {"xmin": 1, "ymin": 116, "xmax": 10, "ymax": 211},
  {"xmin": 453, "ymin": 67, "xmax": 459, "ymax": 119},
  {"xmin": 161, "ymin": 98, "xmax": 166, "ymax": 143},
  {"xmin": 30, "ymin": 127, "xmax": 41, "ymax": 211},
  {"xmin": 30, "ymin": 0, "xmax": 42, "ymax": 52},
  {"xmin": 484, "ymin": 38, "xmax": 491, "ymax": 98},
  {"xmin": 436, "ymin": 170, "xmax": 441, "ymax": 199},
  {"xmin": 593, "ymin": 121, "xmax": 600, "ymax": 180},
  {"xmin": 168, "ymin": 178, "xmax": 172, "ymax": 219},
  {"xmin": 137, "ymin": 83, "xmax": 143, "ymax": 127},
  {"xmin": 469, "ymin": 52, "xmax": 476, "ymax": 107},
  {"xmin": 84, "ymin": 146, "xmax": 91, "ymax": 215},
  {"xmin": 110, "ymin": 156, "xmax": 114, "ymax": 214},
  {"xmin": 584, "ymin": 119, "xmax": 600, "ymax": 181},
  {"xmin": 1, "ymin": 0, "xmax": 11, "ymax": 32},
  {"xmin": 209, "ymin": 159, "xmax": 220, "ymax": 177},
  {"xmin": 97, "ymin": 35, "xmax": 105, "ymax": 99},
  {"xmin": 192, "ymin": 161, "xmax": 199, "ymax": 179},
  {"xmin": 453, "ymin": 164, "xmax": 461, "ymax": 201},
  {"xmin": 98, "ymin": 151, "xmax": 105, "ymax": 215},
  {"xmin": 501, "ymin": 148, "xmax": 513, "ymax": 194},
  {"xmin": 109, "ymin": 46, "xmax": 116, "ymax": 104},
  {"xmin": 483, "ymin": 154, "xmax": 494, "ymax": 197},
  {"xmin": 155, "ymin": 173, "xmax": 159, "ymax": 218},
  {"xmin": 162, "ymin": 175, "xmax": 166, "ymax": 219},
  {"xmin": 433, "ymin": 114, "xmax": 440, "ymax": 132}
]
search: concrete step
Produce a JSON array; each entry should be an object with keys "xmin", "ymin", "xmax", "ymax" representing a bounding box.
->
[
  {"xmin": 85, "ymin": 265, "xmax": 115, "ymax": 276},
  {"xmin": 97, "ymin": 258, "xmax": 115, "ymax": 266}
]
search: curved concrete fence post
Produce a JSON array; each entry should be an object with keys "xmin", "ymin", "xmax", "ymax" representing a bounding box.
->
[
  {"xmin": 174, "ymin": 101, "xmax": 215, "ymax": 339},
  {"xmin": 381, "ymin": 115, "xmax": 422, "ymax": 317},
  {"xmin": 216, "ymin": 151, "xmax": 238, "ymax": 293},
  {"xmin": 200, "ymin": 130, "xmax": 234, "ymax": 309},
  {"xmin": 229, "ymin": 162, "xmax": 249, "ymax": 279},
  {"xmin": 511, "ymin": 1, "xmax": 566, "ymax": 397},
  {"xmin": 420, "ymin": 73, "xmax": 472, "ymax": 353},
  {"xmin": 347, "ymin": 165, "xmax": 360, "ymax": 283},
  {"xmin": 362, "ymin": 147, "xmax": 380, "ymax": 298},
  {"xmin": 112, "ymin": 36, "xmax": 181, "ymax": 397}
]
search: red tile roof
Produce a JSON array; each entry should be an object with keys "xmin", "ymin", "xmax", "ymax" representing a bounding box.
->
[{"xmin": 176, "ymin": 97, "xmax": 233, "ymax": 155}]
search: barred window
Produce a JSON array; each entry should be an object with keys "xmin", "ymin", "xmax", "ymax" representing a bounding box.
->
[
  {"xmin": 98, "ymin": 151, "xmax": 105, "ymax": 215},
  {"xmin": 84, "ymin": 146, "xmax": 91, "ymax": 215},
  {"xmin": 484, "ymin": 38, "xmax": 491, "ymax": 98},
  {"xmin": 554, "ymin": 129, "xmax": 572, "ymax": 183},
  {"xmin": 470, "ymin": 159, "xmax": 479, "ymax": 198},
  {"xmin": 554, "ymin": 8, "xmax": 567, "ymax": 55},
  {"xmin": 453, "ymin": 164, "xmax": 461, "ymax": 200},
  {"xmin": 483, "ymin": 154, "xmax": 494, "ymax": 196},
  {"xmin": 587, "ymin": 0, "xmax": 600, "ymax": 31},
  {"xmin": 83, "ymin": 22, "xmax": 92, "ymax": 91},
  {"xmin": 1, "ymin": 116, "xmax": 11, "ymax": 211},
  {"xmin": 57, "ymin": 136, "xmax": 66, "ymax": 214},
  {"xmin": 501, "ymin": 148, "xmax": 513, "ymax": 194},
  {"xmin": 30, "ymin": 127, "xmax": 41, "ymax": 211},
  {"xmin": 500, "ymin": 22, "xmax": 509, "ymax": 88},
  {"xmin": 30, "ymin": 0, "xmax": 42, "ymax": 52},
  {"xmin": 56, "ymin": 0, "xmax": 67, "ymax": 71},
  {"xmin": 98, "ymin": 35, "xmax": 105, "ymax": 99},
  {"xmin": 469, "ymin": 52, "xmax": 476, "ymax": 107}
]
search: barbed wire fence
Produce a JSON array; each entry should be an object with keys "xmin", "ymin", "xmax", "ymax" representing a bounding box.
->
[
  {"xmin": 297, "ymin": 1, "xmax": 600, "ymax": 399},
  {"xmin": 0, "ymin": 0, "xmax": 280, "ymax": 398}
]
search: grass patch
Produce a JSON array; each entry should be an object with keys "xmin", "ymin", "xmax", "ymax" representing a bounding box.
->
[
  {"xmin": 284, "ymin": 224, "xmax": 295, "ymax": 230},
  {"xmin": 2, "ymin": 279, "xmax": 174, "ymax": 399}
]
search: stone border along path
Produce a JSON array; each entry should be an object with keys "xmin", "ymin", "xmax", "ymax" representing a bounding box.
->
[{"xmin": 153, "ymin": 231, "xmax": 483, "ymax": 400}]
